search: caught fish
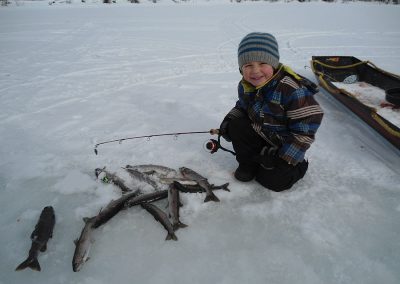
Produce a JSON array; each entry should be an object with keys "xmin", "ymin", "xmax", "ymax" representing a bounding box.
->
[
  {"xmin": 92, "ymin": 189, "xmax": 141, "ymax": 228},
  {"xmin": 125, "ymin": 164, "xmax": 178, "ymax": 178},
  {"xmin": 141, "ymin": 203, "xmax": 178, "ymax": 241},
  {"xmin": 123, "ymin": 167, "xmax": 161, "ymax": 191},
  {"xmin": 15, "ymin": 206, "xmax": 55, "ymax": 272},
  {"xmin": 158, "ymin": 177, "xmax": 198, "ymax": 185},
  {"xmin": 171, "ymin": 180, "xmax": 230, "ymax": 193},
  {"xmin": 124, "ymin": 190, "xmax": 169, "ymax": 208},
  {"xmin": 179, "ymin": 167, "xmax": 220, "ymax": 202},
  {"xmin": 72, "ymin": 217, "xmax": 96, "ymax": 272},
  {"xmin": 168, "ymin": 183, "xmax": 187, "ymax": 231},
  {"xmin": 95, "ymin": 168, "xmax": 133, "ymax": 193}
]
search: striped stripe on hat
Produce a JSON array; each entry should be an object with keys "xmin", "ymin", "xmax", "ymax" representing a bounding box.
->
[{"xmin": 238, "ymin": 32, "xmax": 280, "ymax": 69}]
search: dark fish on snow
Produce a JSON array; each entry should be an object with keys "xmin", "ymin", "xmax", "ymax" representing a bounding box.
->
[
  {"xmin": 92, "ymin": 189, "xmax": 141, "ymax": 228},
  {"xmin": 15, "ymin": 206, "xmax": 55, "ymax": 272},
  {"xmin": 168, "ymin": 182, "xmax": 188, "ymax": 231},
  {"xmin": 124, "ymin": 189, "xmax": 168, "ymax": 208},
  {"xmin": 141, "ymin": 203, "xmax": 178, "ymax": 241},
  {"xmin": 173, "ymin": 181, "xmax": 230, "ymax": 193}
]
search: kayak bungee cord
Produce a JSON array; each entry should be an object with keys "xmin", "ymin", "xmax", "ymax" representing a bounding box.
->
[{"xmin": 94, "ymin": 129, "xmax": 235, "ymax": 155}]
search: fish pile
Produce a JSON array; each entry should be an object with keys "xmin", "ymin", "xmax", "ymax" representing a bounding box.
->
[{"xmin": 72, "ymin": 164, "xmax": 230, "ymax": 272}]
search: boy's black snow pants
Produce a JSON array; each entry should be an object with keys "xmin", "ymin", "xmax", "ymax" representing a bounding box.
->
[{"xmin": 227, "ymin": 116, "xmax": 308, "ymax": 192}]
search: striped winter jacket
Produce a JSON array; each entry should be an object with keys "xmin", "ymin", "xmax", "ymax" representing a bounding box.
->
[{"xmin": 227, "ymin": 65, "xmax": 324, "ymax": 165}]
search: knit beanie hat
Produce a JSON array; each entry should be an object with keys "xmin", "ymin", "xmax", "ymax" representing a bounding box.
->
[{"xmin": 238, "ymin": 32, "xmax": 280, "ymax": 70}]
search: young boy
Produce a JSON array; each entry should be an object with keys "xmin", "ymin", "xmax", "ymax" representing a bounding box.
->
[{"xmin": 219, "ymin": 32, "xmax": 323, "ymax": 192}]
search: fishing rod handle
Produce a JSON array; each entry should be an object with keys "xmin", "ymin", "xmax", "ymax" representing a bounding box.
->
[{"xmin": 209, "ymin": 129, "xmax": 219, "ymax": 135}]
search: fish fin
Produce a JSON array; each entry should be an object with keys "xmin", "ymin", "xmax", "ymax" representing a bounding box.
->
[
  {"xmin": 179, "ymin": 222, "xmax": 188, "ymax": 229},
  {"xmin": 83, "ymin": 217, "xmax": 90, "ymax": 223},
  {"xmin": 15, "ymin": 257, "xmax": 41, "ymax": 272},
  {"xmin": 30, "ymin": 226, "xmax": 39, "ymax": 240},
  {"xmin": 204, "ymin": 194, "xmax": 220, "ymax": 203},
  {"xmin": 173, "ymin": 222, "xmax": 188, "ymax": 231},
  {"xmin": 74, "ymin": 239, "xmax": 78, "ymax": 245},
  {"xmin": 40, "ymin": 243, "xmax": 47, "ymax": 252}
]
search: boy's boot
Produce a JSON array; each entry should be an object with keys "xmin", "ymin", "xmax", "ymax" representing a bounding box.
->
[{"xmin": 234, "ymin": 163, "xmax": 258, "ymax": 182}]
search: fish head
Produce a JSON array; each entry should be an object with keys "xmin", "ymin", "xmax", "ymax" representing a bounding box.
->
[
  {"xmin": 94, "ymin": 168, "xmax": 105, "ymax": 178},
  {"xmin": 72, "ymin": 260, "xmax": 83, "ymax": 272},
  {"xmin": 178, "ymin": 167, "xmax": 191, "ymax": 175}
]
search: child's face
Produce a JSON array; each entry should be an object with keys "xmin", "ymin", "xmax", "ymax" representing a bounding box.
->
[{"xmin": 242, "ymin": 61, "xmax": 274, "ymax": 87}]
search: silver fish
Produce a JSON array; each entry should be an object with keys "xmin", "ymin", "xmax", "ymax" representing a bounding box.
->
[
  {"xmin": 72, "ymin": 217, "xmax": 96, "ymax": 272},
  {"xmin": 125, "ymin": 164, "xmax": 178, "ymax": 178},
  {"xmin": 168, "ymin": 179, "xmax": 230, "ymax": 193},
  {"xmin": 123, "ymin": 167, "xmax": 161, "ymax": 191},
  {"xmin": 141, "ymin": 203, "xmax": 178, "ymax": 241},
  {"xmin": 158, "ymin": 177, "xmax": 199, "ymax": 185},
  {"xmin": 15, "ymin": 206, "xmax": 55, "ymax": 272},
  {"xmin": 179, "ymin": 167, "xmax": 220, "ymax": 202},
  {"xmin": 168, "ymin": 183, "xmax": 187, "ymax": 231},
  {"xmin": 95, "ymin": 168, "xmax": 133, "ymax": 193},
  {"xmin": 124, "ymin": 190, "xmax": 168, "ymax": 208},
  {"xmin": 92, "ymin": 189, "xmax": 141, "ymax": 228}
]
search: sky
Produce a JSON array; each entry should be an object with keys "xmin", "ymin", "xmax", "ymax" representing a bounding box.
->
[{"xmin": 0, "ymin": 1, "xmax": 400, "ymax": 284}]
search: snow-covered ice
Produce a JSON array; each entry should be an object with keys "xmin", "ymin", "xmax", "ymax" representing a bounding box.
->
[{"xmin": 1, "ymin": 1, "xmax": 400, "ymax": 284}]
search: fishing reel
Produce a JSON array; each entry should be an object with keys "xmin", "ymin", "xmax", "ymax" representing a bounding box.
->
[
  {"xmin": 204, "ymin": 139, "xmax": 220, "ymax": 154},
  {"xmin": 203, "ymin": 135, "xmax": 236, "ymax": 156}
]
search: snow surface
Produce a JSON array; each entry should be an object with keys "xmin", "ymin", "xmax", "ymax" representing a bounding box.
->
[{"xmin": 1, "ymin": 1, "xmax": 400, "ymax": 284}]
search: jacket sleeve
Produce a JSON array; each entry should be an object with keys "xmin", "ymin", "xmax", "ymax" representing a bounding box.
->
[
  {"xmin": 278, "ymin": 85, "xmax": 324, "ymax": 165},
  {"xmin": 223, "ymin": 82, "xmax": 248, "ymax": 121}
]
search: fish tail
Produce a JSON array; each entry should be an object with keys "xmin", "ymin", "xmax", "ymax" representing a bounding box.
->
[
  {"xmin": 204, "ymin": 193, "xmax": 220, "ymax": 203},
  {"xmin": 166, "ymin": 233, "xmax": 178, "ymax": 241},
  {"xmin": 15, "ymin": 257, "xmax": 41, "ymax": 272},
  {"xmin": 221, "ymin": 183, "xmax": 230, "ymax": 192}
]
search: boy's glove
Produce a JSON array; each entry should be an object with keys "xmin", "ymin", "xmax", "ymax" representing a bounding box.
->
[
  {"xmin": 255, "ymin": 146, "xmax": 290, "ymax": 170},
  {"xmin": 219, "ymin": 119, "xmax": 231, "ymax": 142}
]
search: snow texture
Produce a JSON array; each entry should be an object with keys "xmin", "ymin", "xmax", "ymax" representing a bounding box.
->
[{"xmin": 1, "ymin": 1, "xmax": 400, "ymax": 284}]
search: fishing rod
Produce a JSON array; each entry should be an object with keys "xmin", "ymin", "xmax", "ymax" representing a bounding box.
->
[{"xmin": 94, "ymin": 129, "xmax": 226, "ymax": 155}]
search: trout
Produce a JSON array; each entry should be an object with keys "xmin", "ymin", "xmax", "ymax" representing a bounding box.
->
[
  {"xmin": 141, "ymin": 203, "xmax": 177, "ymax": 241},
  {"xmin": 92, "ymin": 189, "xmax": 141, "ymax": 228},
  {"xmin": 168, "ymin": 183, "xmax": 187, "ymax": 231},
  {"xmin": 124, "ymin": 190, "xmax": 169, "ymax": 208},
  {"xmin": 179, "ymin": 167, "xmax": 220, "ymax": 202},
  {"xmin": 72, "ymin": 217, "xmax": 96, "ymax": 272}
]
